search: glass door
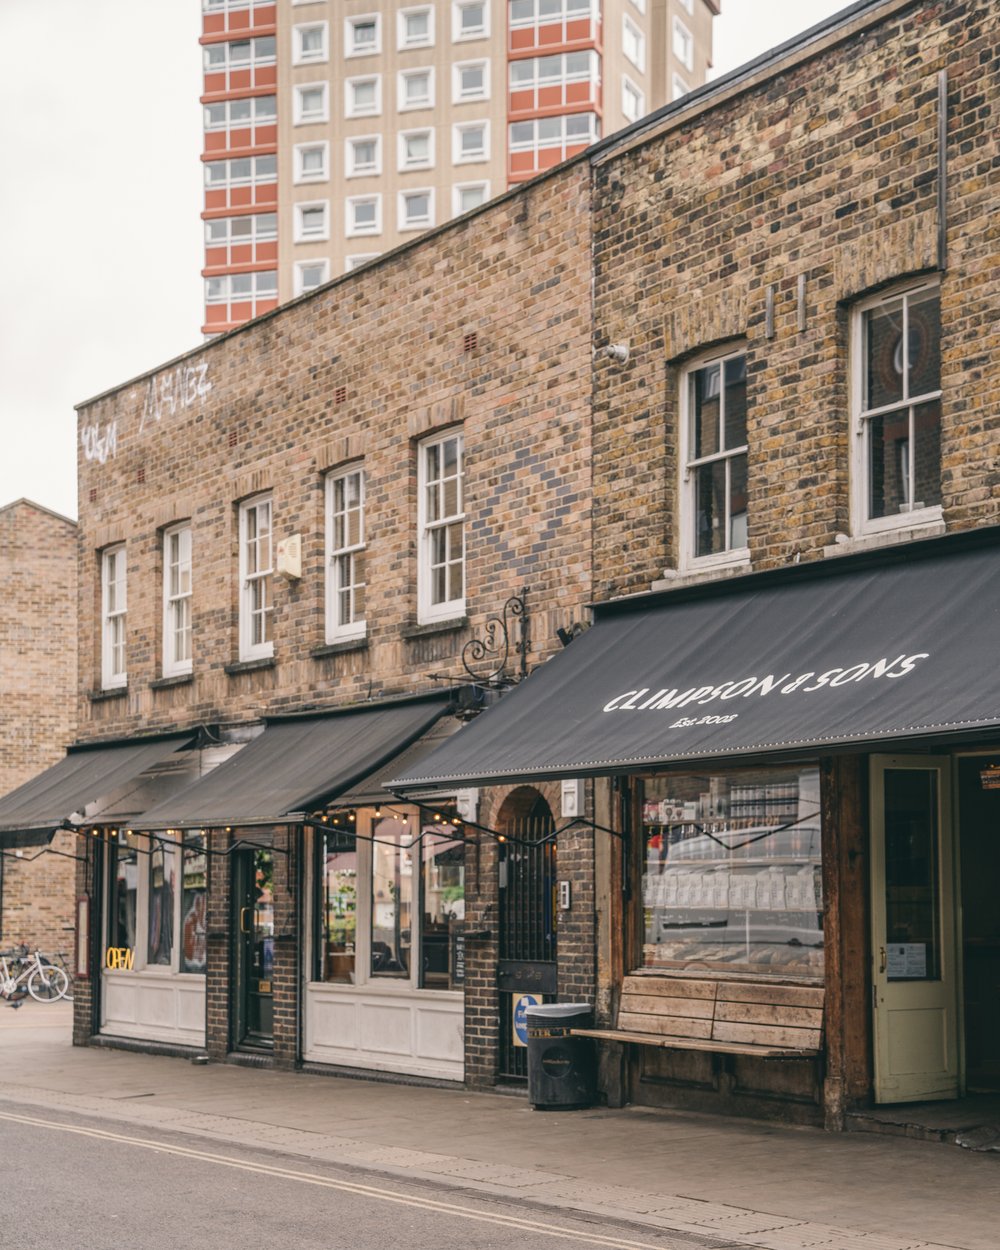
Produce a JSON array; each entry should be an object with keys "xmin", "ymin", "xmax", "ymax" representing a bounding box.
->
[
  {"xmin": 870, "ymin": 756, "xmax": 958, "ymax": 1103},
  {"xmin": 233, "ymin": 847, "xmax": 274, "ymax": 1049}
]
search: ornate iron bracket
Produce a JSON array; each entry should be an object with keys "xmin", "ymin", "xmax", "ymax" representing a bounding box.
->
[{"xmin": 462, "ymin": 588, "xmax": 529, "ymax": 686}]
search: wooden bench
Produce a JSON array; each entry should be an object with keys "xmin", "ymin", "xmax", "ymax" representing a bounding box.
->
[{"xmin": 573, "ymin": 974, "xmax": 824, "ymax": 1059}]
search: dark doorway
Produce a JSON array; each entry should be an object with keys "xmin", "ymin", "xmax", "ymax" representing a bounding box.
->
[
  {"xmin": 958, "ymin": 757, "xmax": 1000, "ymax": 1092},
  {"xmin": 497, "ymin": 793, "xmax": 557, "ymax": 1081},
  {"xmin": 233, "ymin": 846, "xmax": 275, "ymax": 1050}
]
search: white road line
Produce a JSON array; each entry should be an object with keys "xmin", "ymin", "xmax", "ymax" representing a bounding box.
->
[{"xmin": 0, "ymin": 1110, "xmax": 677, "ymax": 1250}]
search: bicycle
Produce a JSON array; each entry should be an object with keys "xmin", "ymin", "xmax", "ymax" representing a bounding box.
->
[{"xmin": 0, "ymin": 947, "xmax": 70, "ymax": 1003}]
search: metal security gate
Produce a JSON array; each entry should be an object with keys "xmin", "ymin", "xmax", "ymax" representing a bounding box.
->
[{"xmin": 497, "ymin": 811, "xmax": 557, "ymax": 1081}]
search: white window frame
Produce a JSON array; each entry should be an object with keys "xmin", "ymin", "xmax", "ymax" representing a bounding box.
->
[
  {"xmin": 204, "ymin": 154, "xmax": 277, "ymax": 189},
  {"xmin": 629, "ymin": 0, "xmax": 646, "ymax": 11},
  {"xmin": 508, "ymin": 0, "xmax": 595, "ymax": 24},
  {"xmin": 678, "ymin": 345, "xmax": 750, "ymax": 573},
  {"xmin": 452, "ymin": 58, "xmax": 489, "ymax": 102},
  {"xmin": 345, "ymin": 74, "xmax": 382, "ymax": 118},
  {"xmin": 294, "ymin": 141, "xmax": 329, "ymax": 184},
  {"xmin": 452, "ymin": 181, "xmax": 490, "ymax": 215},
  {"xmin": 677, "ymin": 0, "xmax": 694, "ymax": 12},
  {"xmin": 293, "ymin": 21, "xmax": 328, "ymax": 65},
  {"xmin": 295, "ymin": 82, "xmax": 329, "ymax": 125},
  {"xmin": 850, "ymin": 278, "xmax": 943, "ymax": 538},
  {"xmin": 621, "ymin": 74, "xmax": 644, "ymax": 122},
  {"xmin": 452, "ymin": 0, "xmax": 489, "ymax": 41},
  {"xmin": 345, "ymin": 13, "xmax": 381, "ymax": 57},
  {"xmin": 162, "ymin": 524, "xmax": 193, "ymax": 679},
  {"xmin": 295, "ymin": 259, "xmax": 330, "ymax": 295},
  {"xmin": 101, "ymin": 544, "xmax": 127, "ymax": 690},
  {"xmin": 398, "ymin": 5, "xmax": 434, "ymax": 49},
  {"xmin": 452, "ymin": 120, "xmax": 489, "ymax": 164},
  {"xmin": 325, "ymin": 467, "xmax": 367, "ymax": 644},
  {"xmin": 398, "ymin": 67, "xmax": 434, "ymax": 111},
  {"xmin": 398, "ymin": 128, "xmax": 434, "ymax": 171},
  {"xmin": 295, "ymin": 199, "xmax": 330, "ymax": 242},
  {"xmin": 238, "ymin": 493, "xmax": 274, "ymax": 661},
  {"xmin": 672, "ymin": 72, "xmax": 690, "ymax": 101},
  {"xmin": 672, "ymin": 15, "xmax": 693, "ymax": 70},
  {"xmin": 346, "ymin": 194, "xmax": 382, "ymax": 237},
  {"xmin": 399, "ymin": 187, "xmax": 435, "ymax": 230},
  {"xmin": 345, "ymin": 253, "xmax": 379, "ymax": 272},
  {"xmin": 346, "ymin": 134, "xmax": 382, "ymax": 177},
  {"xmin": 417, "ymin": 431, "xmax": 465, "ymax": 623},
  {"xmin": 623, "ymin": 15, "xmax": 645, "ymax": 72}
]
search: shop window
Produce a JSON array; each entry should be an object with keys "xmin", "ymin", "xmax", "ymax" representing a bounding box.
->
[
  {"xmin": 417, "ymin": 429, "xmax": 465, "ymax": 623},
  {"xmin": 101, "ymin": 544, "xmax": 127, "ymax": 690},
  {"xmin": 162, "ymin": 523, "xmax": 192, "ymax": 677},
  {"xmin": 679, "ymin": 345, "xmax": 749, "ymax": 569},
  {"xmin": 181, "ymin": 835, "xmax": 208, "ymax": 974},
  {"xmin": 852, "ymin": 280, "xmax": 942, "ymax": 535},
  {"xmin": 317, "ymin": 826, "xmax": 359, "ymax": 983},
  {"xmin": 314, "ymin": 807, "xmax": 465, "ymax": 992},
  {"xmin": 108, "ymin": 833, "xmax": 140, "ymax": 951},
  {"xmin": 238, "ymin": 492, "xmax": 273, "ymax": 660},
  {"xmin": 147, "ymin": 840, "xmax": 177, "ymax": 966},
  {"xmin": 105, "ymin": 833, "xmax": 207, "ymax": 977},
  {"xmin": 641, "ymin": 766, "xmax": 823, "ymax": 977}
]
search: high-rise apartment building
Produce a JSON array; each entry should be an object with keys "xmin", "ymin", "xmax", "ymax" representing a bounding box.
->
[{"xmin": 200, "ymin": 0, "xmax": 717, "ymax": 335}]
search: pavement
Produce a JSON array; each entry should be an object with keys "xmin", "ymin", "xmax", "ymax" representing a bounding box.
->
[{"xmin": 1, "ymin": 1000, "xmax": 997, "ymax": 1250}]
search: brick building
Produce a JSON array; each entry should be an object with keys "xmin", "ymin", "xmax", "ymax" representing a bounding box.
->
[
  {"xmin": 8, "ymin": 0, "xmax": 997, "ymax": 1129},
  {"xmin": 394, "ymin": 0, "xmax": 1000, "ymax": 1129},
  {"xmin": 200, "ymin": 0, "xmax": 716, "ymax": 333},
  {"xmin": 0, "ymin": 499, "xmax": 77, "ymax": 952},
  {"xmin": 64, "ymin": 161, "xmax": 595, "ymax": 1083}
]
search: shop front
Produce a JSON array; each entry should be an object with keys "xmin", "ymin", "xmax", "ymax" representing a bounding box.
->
[
  {"xmin": 117, "ymin": 694, "xmax": 468, "ymax": 1079},
  {"xmin": 392, "ymin": 531, "xmax": 1000, "ymax": 1126}
]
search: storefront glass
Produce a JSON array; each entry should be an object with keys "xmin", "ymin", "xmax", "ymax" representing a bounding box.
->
[
  {"xmin": 181, "ymin": 834, "xmax": 207, "ymax": 974},
  {"xmin": 147, "ymin": 840, "xmax": 176, "ymax": 965},
  {"xmin": 314, "ymin": 805, "xmax": 464, "ymax": 991},
  {"xmin": 318, "ymin": 825, "xmax": 358, "ymax": 983},
  {"xmin": 372, "ymin": 816, "xmax": 413, "ymax": 976},
  {"xmin": 420, "ymin": 828, "xmax": 465, "ymax": 990},
  {"xmin": 641, "ymin": 766, "xmax": 823, "ymax": 976},
  {"xmin": 109, "ymin": 833, "xmax": 140, "ymax": 950}
]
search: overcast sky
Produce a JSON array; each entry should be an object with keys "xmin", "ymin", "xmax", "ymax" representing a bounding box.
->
[{"xmin": 0, "ymin": 0, "xmax": 848, "ymax": 522}]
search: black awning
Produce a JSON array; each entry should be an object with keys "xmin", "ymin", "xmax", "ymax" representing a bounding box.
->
[
  {"xmin": 133, "ymin": 697, "xmax": 449, "ymax": 829},
  {"xmin": 392, "ymin": 540, "xmax": 1000, "ymax": 791},
  {"xmin": 0, "ymin": 737, "xmax": 195, "ymax": 849},
  {"xmin": 334, "ymin": 716, "xmax": 463, "ymax": 807}
]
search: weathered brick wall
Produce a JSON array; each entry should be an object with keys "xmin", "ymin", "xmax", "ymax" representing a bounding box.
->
[
  {"xmin": 0, "ymin": 500, "xmax": 78, "ymax": 950},
  {"xmin": 75, "ymin": 163, "xmax": 594, "ymax": 741},
  {"xmin": 591, "ymin": 0, "xmax": 1000, "ymax": 597}
]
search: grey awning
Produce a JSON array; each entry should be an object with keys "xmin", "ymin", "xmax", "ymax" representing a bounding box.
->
[
  {"xmin": 391, "ymin": 537, "xmax": 1000, "ymax": 791},
  {"xmin": 334, "ymin": 716, "xmax": 463, "ymax": 807},
  {"xmin": 133, "ymin": 697, "xmax": 450, "ymax": 829},
  {"xmin": 0, "ymin": 737, "xmax": 195, "ymax": 849}
]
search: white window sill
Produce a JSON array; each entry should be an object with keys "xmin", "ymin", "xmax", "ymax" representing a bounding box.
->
[
  {"xmin": 824, "ymin": 516, "xmax": 945, "ymax": 559},
  {"xmin": 652, "ymin": 555, "xmax": 751, "ymax": 592}
]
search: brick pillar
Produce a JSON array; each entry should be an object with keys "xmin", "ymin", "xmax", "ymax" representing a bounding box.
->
[
  {"xmin": 205, "ymin": 827, "xmax": 231, "ymax": 1060},
  {"xmin": 463, "ymin": 824, "xmax": 499, "ymax": 1088},
  {"xmin": 271, "ymin": 824, "xmax": 300, "ymax": 1070},
  {"xmin": 72, "ymin": 832, "xmax": 100, "ymax": 1047}
]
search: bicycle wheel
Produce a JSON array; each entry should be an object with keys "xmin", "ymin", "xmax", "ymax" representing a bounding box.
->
[{"xmin": 27, "ymin": 964, "xmax": 69, "ymax": 1002}]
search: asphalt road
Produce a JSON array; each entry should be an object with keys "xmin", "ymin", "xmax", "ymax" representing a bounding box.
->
[{"xmin": 0, "ymin": 1105, "xmax": 730, "ymax": 1250}]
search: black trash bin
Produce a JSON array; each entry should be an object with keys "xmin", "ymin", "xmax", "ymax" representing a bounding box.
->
[{"xmin": 525, "ymin": 1002, "xmax": 596, "ymax": 1110}]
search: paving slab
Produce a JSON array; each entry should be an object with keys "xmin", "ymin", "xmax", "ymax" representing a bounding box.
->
[{"xmin": 0, "ymin": 1007, "xmax": 995, "ymax": 1250}]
